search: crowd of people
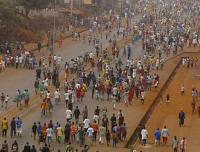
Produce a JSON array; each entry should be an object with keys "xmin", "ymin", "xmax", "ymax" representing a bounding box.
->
[{"xmin": 0, "ymin": 0, "xmax": 200, "ymax": 151}]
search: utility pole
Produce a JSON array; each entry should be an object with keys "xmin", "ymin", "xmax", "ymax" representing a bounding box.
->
[
  {"xmin": 52, "ymin": 0, "xmax": 57, "ymax": 54},
  {"xmin": 71, "ymin": 0, "xmax": 73, "ymax": 18}
]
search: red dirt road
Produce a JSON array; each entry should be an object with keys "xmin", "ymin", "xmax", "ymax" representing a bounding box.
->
[{"xmin": 135, "ymin": 53, "xmax": 200, "ymax": 152}]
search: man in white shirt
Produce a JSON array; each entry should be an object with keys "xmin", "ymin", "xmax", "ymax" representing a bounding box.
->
[
  {"xmin": 19, "ymin": 56, "xmax": 23, "ymax": 68},
  {"xmin": 15, "ymin": 56, "xmax": 19, "ymax": 69},
  {"xmin": 57, "ymin": 55, "xmax": 62, "ymax": 63},
  {"xmin": 46, "ymin": 127, "xmax": 53, "ymax": 146},
  {"xmin": 93, "ymin": 114, "xmax": 99, "ymax": 124},
  {"xmin": 64, "ymin": 91, "xmax": 70, "ymax": 107},
  {"xmin": 5, "ymin": 95, "xmax": 9, "ymax": 109},
  {"xmin": 46, "ymin": 91, "xmax": 51, "ymax": 101},
  {"xmin": 54, "ymin": 89, "xmax": 61, "ymax": 103},
  {"xmin": 141, "ymin": 127, "xmax": 148, "ymax": 146},
  {"xmin": 66, "ymin": 109, "xmax": 72, "ymax": 122},
  {"xmin": 83, "ymin": 118, "xmax": 90, "ymax": 132},
  {"xmin": 87, "ymin": 125, "xmax": 94, "ymax": 145}
]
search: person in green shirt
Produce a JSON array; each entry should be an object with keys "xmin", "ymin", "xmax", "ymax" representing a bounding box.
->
[
  {"xmin": 39, "ymin": 82, "xmax": 45, "ymax": 97},
  {"xmin": 24, "ymin": 89, "xmax": 30, "ymax": 106},
  {"xmin": 78, "ymin": 126, "xmax": 85, "ymax": 146}
]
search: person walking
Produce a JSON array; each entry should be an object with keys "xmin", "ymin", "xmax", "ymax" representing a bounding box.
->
[
  {"xmin": 11, "ymin": 140, "xmax": 18, "ymax": 152},
  {"xmin": 1, "ymin": 140, "xmax": 8, "ymax": 152},
  {"xmin": 178, "ymin": 109, "xmax": 185, "ymax": 127},
  {"xmin": 180, "ymin": 137, "xmax": 187, "ymax": 152},
  {"xmin": 141, "ymin": 126, "xmax": 148, "ymax": 146},
  {"xmin": 37, "ymin": 42, "xmax": 42, "ymax": 52},
  {"xmin": 23, "ymin": 142, "xmax": 31, "ymax": 152},
  {"xmin": 16, "ymin": 117, "xmax": 22, "ymax": 137},
  {"xmin": 32, "ymin": 122, "xmax": 37, "ymax": 140},
  {"xmin": 83, "ymin": 117, "xmax": 90, "ymax": 132},
  {"xmin": 154, "ymin": 128, "xmax": 161, "ymax": 145},
  {"xmin": 30, "ymin": 145, "xmax": 37, "ymax": 152},
  {"xmin": 41, "ymin": 144, "xmax": 50, "ymax": 152},
  {"xmin": 91, "ymin": 120, "xmax": 98, "ymax": 142},
  {"xmin": 10, "ymin": 117, "xmax": 16, "ymax": 138},
  {"xmin": 2, "ymin": 117, "xmax": 8, "ymax": 137},
  {"xmin": 106, "ymin": 130, "xmax": 111, "ymax": 146},
  {"xmin": 172, "ymin": 136, "xmax": 179, "ymax": 152},
  {"xmin": 64, "ymin": 122, "xmax": 71, "ymax": 144},
  {"xmin": 41, "ymin": 100, "xmax": 48, "ymax": 117},
  {"xmin": 161, "ymin": 125, "xmax": 169, "ymax": 145},
  {"xmin": 181, "ymin": 85, "xmax": 185, "ymax": 95},
  {"xmin": 192, "ymin": 98, "xmax": 196, "ymax": 113},
  {"xmin": 112, "ymin": 130, "xmax": 117, "ymax": 147},
  {"xmin": 4, "ymin": 95, "xmax": 9, "ymax": 109},
  {"xmin": 46, "ymin": 126, "xmax": 53, "ymax": 146},
  {"xmin": 77, "ymin": 126, "xmax": 85, "ymax": 146},
  {"xmin": 87, "ymin": 125, "xmax": 94, "ymax": 146},
  {"xmin": 73, "ymin": 106, "xmax": 80, "ymax": 124},
  {"xmin": 1, "ymin": 92, "xmax": 5, "ymax": 108},
  {"xmin": 56, "ymin": 124, "xmax": 63, "ymax": 144},
  {"xmin": 70, "ymin": 122, "xmax": 77, "ymax": 143},
  {"xmin": 99, "ymin": 124, "xmax": 106, "ymax": 144}
]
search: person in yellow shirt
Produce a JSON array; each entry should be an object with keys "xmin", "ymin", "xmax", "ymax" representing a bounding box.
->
[
  {"xmin": 82, "ymin": 83, "xmax": 87, "ymax": 93},
  {"xmin": 2, "ymin": 117, "xmax": 8, "ymax": 137},
  {"xmin": 102, "ymin": 68, "xmax": 106, "ymax": 79},
  {"xmin": 57, "ymin": 124, "xmax": 63, "ymax": 144}
]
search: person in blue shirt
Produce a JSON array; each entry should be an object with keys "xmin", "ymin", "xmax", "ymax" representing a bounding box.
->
[
  {"xmin": 37, "ymin": 122, "xmax": 42, "ymax": 143},
  {"xmin": 16, "ymin": 117, "xmax": 22, "ymax": 137},
  {"xmin": 154, "ymin": 128, "xmax": 161, "ymax": 145}
]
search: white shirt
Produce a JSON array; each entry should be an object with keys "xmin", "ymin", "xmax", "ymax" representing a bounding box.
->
[
  {"xmin": 89, "ymin": 52, "xmax": 94, "ymax": 59},
  {"xmin": 19, "ymin": 56, "xmax": 23, "ymax": 63},
  {"xmin": 161, "ymin": 128, "xmax": 169, "ymax": 137},
  {"xmin": 141, "ymin": 91, "xmax": 145, "ymax": 99},
  {"xmin": 54, "ymin": 91, "xmax": 60, "ymax": 99},
  {"xmin": 57, "ymin": 56, "xmax": 62, "ymax": 64},
  {"xmin": 93, "ymin": 115, "xmax": 99, "ymax": 123},
  {"xmin": 83, "ymin": 118, "xmax": 90, "ymax": 129},
  {"xmin": 64, "ymin": 92, "xmax": 70, "ymax": 100},
  {"xmin": 66, "ymin": 109, "xmax": 72, "ymax": 119},
  {"xmin": 46, "ymin": 128, "xmax": 53, "ymax": 137},
  {"xmin": 141, "ymin": 129, "xmax": 148, "ymax": 139},
  {"xmin": 15, "ymin": 57, "xmax": 19, "ymax": 63},
  {"xmin": 181, "ymin": 86, "xmax": 184, "ymax": 92},
  {"xmin": 112, "ymin": 87, "xmax": 118, "ymax": 95},
  {"xmin": 47, "ymin": 92, "xmax": 51, "ymax": 99},
  {"xmin": 44, "ymin": 79, "xmax": 48, "ymax": 87},
  {"xmin": 76, "ymin": 83, "xmax": 80, "ymax": 89},
  {"xmin": 53, "ymin": 55, "xmax": 57, "ymax": 61},
  {"xmin": 5, "ymin": 96, "xmax": 9, "ymax": 102}
]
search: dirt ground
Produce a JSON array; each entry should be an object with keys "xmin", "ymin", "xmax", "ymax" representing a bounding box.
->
[{"xmin": 134, "ymin": 52, "xmax": 200, "ymax": 152}]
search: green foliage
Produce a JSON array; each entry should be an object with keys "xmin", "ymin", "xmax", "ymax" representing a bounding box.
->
[
  {"xmin": 0, "ymin": 0, "xmax": 21, "ymax": 42},
  {"xmin": 0, "ymin": 0, "xmax": 65, "ymax": 43},
  {"xmin": 18, "ymin": 0, "xmax": 51, "ymax": 10}
]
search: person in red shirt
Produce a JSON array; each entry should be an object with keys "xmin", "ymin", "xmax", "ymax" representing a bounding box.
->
[
  {"xmin": 91, "ymin": 120, "xmax": 98, "ymax": 142},
  {"xmin": 70, "ymin": 122, "xmax": 77, "ymax": 143}
]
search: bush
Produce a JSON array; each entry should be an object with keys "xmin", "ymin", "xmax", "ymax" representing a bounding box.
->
[{"xmin": 16, "ymin": 29, "xmax": 37, "ymax": 43}]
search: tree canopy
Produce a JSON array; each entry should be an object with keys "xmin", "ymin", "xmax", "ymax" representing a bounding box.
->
[
  {"xmin": 0, "ymin": 0, "xmax": 21, "ymax": 42},
  {"xmin": 19, "ymin": 0, "xmax": 51, "ymax": 10}
]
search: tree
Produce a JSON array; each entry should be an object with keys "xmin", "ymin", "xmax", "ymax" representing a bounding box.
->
[
  {"xmin": 0, "ymin": 0, "xmax": 21, "ymax": 42},
  {"xmin": 18, "ymin": 0, "xmax": 51, "ymax": 16}
]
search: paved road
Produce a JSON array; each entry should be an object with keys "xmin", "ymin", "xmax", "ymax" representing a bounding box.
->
[
  {"xmin": 0, "ymin": 15, "xmax": 142, "ymax": 113},
  {"xmin": 0, "ymin": 32, "xmax": 119, "ymax": 113},
  {"xmin": 0, "ymin": 17, "xmax": 145, "ymax": 151},
  {"xmin": 0, "ymin": 41, "xmax": 144, "ymax": 152}
]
